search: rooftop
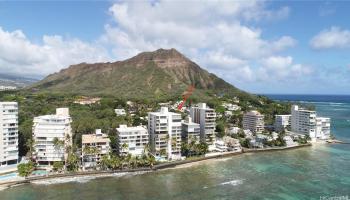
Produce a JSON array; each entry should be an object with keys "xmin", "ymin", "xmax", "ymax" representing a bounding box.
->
[
  {"xmin": 82, "ymin": 132, "xmax": 110, "ymax": 144},
  {"xmin": 245, "ymin": 110, "xmax": 263, "ymax": 116},
  {"xmin": 116, "ymin": 125, "xmax": 147, "ymax": 132}
]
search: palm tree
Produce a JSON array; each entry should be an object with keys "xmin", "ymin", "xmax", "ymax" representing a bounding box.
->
[
  {"xmin": 129, "ymin": 156, "xmax": 137, "ymax": 169},
  {"xmin": 143, "ymin": 143, "xmax": 151, "ymax": 155},
  {"xmin": 66, "ymin": 152, "xmax": 79, "ymax": 172},
  {"xmin": 100, "ymin": 155, "xmax": 110, "ymax": 170},
  {"xmin": 109, "ymin": 155, "xmax": 121, "ymax": 170},
  {"xmin": 65, "ymin": 134, "xmax": 71, "ymax": 143},
  {"xmin": 53, "ymin": 137, "xmax": 64, "ymax": 149},
  {"xmin": 123, "ymin": 153, "xmax": 132, "ymax": 169},
  {"xmin": 53, "ymin": 137, "xmax": 65, "ymax": 161},
  {"xmin": 121, "ymin": 143, "xmax": 128, "ymax": 155},
  {"xmin": 159, "ymin": 149, "xmax": 166, "ymax": 157},
  {"xmin": 147, "ymin": 155, "xmax": 156, "ymax": 168},
  {"xmin": 25, "ymin": 138, "xmax": 35, "ymax": 159},
  {"xmin": 83, "ymin": 146, "xmax": 101, "ymax": 169}
]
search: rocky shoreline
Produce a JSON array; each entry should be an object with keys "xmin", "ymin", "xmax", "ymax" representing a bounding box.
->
[{"xmin": 0, "ymin": 143, "xmax": 312, "ymax": 190}]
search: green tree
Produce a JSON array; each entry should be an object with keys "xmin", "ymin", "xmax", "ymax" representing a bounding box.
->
[
  {"xmin": 53, "ymin": 137, "xmax": 64, "ymax": 150},
  {"xmin": 237, "ymin": 129, "xmax": 246, "ymax": 138},
  {"xmin": 66, "ymin": 153, "xmax": 79, "ymax": 172},
  {"xmin": 215, "ymin": 121, "xmax": 225, "ymax": 138},
  {"xmin": 52, "ymin": 161, "xmax": 64, "ymax": 172},
  {"xmin": 121, "ymin": 143, "xmax": 128, "ymax": 155},
  {"xmin": 25, "ymin": 138, "xmax": 35, "ymax": 159},
  {"xmin": 17, "ymin": 161, "xmax": 35, "ymax": 177},
  {"xmin": 240, "ymin": 138, "xmax": 251, "ymax": 148},
  {"xmin": 100, "ymin": 155, "xmax": 111, "ymax": 170},
  {"xmin": 109, "ymin": 155, "xmax": 122, "ymax": 170}
]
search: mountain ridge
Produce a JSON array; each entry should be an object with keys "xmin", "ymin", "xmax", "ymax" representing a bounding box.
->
[{"xmin": 30, "ymin": 48, "xmax": 254, "ymax": 101}]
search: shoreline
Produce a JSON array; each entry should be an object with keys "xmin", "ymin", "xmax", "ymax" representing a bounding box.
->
[{"xmin": 0, "ymin": 143, "xmax": 312, "ymax": 190}]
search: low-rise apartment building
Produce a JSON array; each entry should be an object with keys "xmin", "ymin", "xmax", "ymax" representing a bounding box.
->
[
  {"xmin": 82, "ymin": 129, "xmax": 110, "ymax": 170},
  {"xmin": 116, "ymin": 125, "xmax": 148, "ymax": 156}
]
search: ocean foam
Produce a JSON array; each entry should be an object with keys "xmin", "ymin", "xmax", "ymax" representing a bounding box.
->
[
  {"xmin": 31, "ymin": 171, "xmax": 150, "ymax": 185},
  {"xmin": 203, "ymin": 179, "xmax": 243, "ymax": 189},
  {"xmin": 219, "ymin": 179, "xmax": 243, "ymax": 186},
  {"xmin": 32, "ymin": 176, "xmax": 97, "ymax": 185}
]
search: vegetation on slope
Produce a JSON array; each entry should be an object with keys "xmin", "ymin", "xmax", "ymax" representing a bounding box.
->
[{"xmin": 0, "ymin": 90, "xmax": 290, "ymax": 157}]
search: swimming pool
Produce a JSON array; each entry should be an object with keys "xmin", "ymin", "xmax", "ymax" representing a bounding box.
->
[
  {"xmin": 31, "ymin": 170, "xmax": 49, "ymax": 176},
  {"xmin": 0, "ymin": 172, "xmax": 18, "ymax": 181}
]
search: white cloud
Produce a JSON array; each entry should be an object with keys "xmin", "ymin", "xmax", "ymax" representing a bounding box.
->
[
  {"xmin": 103, "ymin": 0, "xmax": 300, "ymax": 83},
  {"xmin": 0, "ymin": 27, "xmax": 111, "ymax": 77},
  {"xmin": 310, "ymin": 27, "xmax": 350, "ymax": 49},
  {"xmin": 201, "ymin": 51, "xmax": 254, "ymax": 82},
  {"xmin": 105, "ymin": 1, "xmax": 294, "ymax": 60},
  {"xmin": 258, "ymin": 56, "xmax": 313, "ymax": 81},
  {"xmin": 0, "ymin": 0, "xmax": 305, "ymax": 89}
]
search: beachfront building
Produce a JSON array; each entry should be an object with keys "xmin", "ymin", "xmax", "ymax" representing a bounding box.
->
[
  {"xmin": 274, "ymin": 115, "xmax": 291, "ymax": 132},
  {"xmin": 223, "ymin": 136, "xmax": 241, "ymax": 152},
  {"xmin": 181, "ymin": 116, "xmax": 200, "ymax": 144},
  {"xmin": 0, "ymin": 102, "xmax": 19, "ymax": 167},
  {"xmin": 243, "ymin": 111, "xmax": 265, "ymax": 134},
  {"xmin": 291, "ymin": 105, "xmax": 317, "ymax": 139},
  {"xmin": 116, "ymin": 125, "xmax": 149, "ymax": 156},
  {"xmin": 316, "ymin": 117, "xmax": 331, "ymax": 140},
  {"xmin": 115, "ymin": 109, "xmax": 126, "ymax": 116},
  {"xmin": 190, "ymin": 103, "xmax": 216, "ymax": 145},
  {"xmin": 82, "ymin": 129, "xmax": 110, "ymax": 170},
  {"xmin": 148, "ymin": 107, "xmax": 182, "ymax": 160},
  {"xmin": 33, "ymin": 108, "xmax": 72, "ymax": 167}
]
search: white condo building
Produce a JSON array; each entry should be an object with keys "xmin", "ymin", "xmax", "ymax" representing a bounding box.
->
[
  {"xmin": 148, "ymin": 107, "xmax": 182, "ymax": 160},
  {"xmin": 116, "ymin": 125, "xmax": 149, "ymax": 156},
  {"xmin": 181, "ymin": 116, "xmax": 200, "ymax": 144},
  {"xmin": 82, "ymin": 129, "xmax": 110, "ymax": 170},
  {"xmin": 243, "ymin": 111, "xmax": 265, "ymax": 134},
  {"xmin": 274, "ymin": 115, "xmax": 291, "ymax": 132},
  {"xmin": 316, "ymin": 117, "xmax": 331, "ymax": 140},
  {"xmin": 190, "ymin": 103, "xmax": 216, "ymax": 145},
  {"xmin": 33, "ymin": 108, "xmax": 72, "ymax": 166},
  {"xmin": 0, "ymin": 102, "xmax": 19, "ymax": 167},
  {"xmin": 291, "ymin": 105, "xmax": 317, "ymax": 139}
]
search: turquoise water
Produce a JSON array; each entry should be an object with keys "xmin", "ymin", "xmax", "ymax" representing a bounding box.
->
[
  {"xmin": 1, "ymin": 95, "xmax": 350, "ymax": 199},
  {"xmin": 31, "ymin": 170, "xmax": 49, "ymax": 176},
  {"xmin": 0, "ymin": 173, "xmax": 17, "ymax": 181}
]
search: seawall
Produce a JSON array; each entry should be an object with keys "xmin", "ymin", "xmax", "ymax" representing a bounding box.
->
[{"xmin": 0, "ymin": 144, "xmax": 312, "ymax": 189}]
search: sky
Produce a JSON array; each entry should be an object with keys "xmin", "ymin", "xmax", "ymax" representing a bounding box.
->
[{"xmin": 1, "ymin": 0, "xmax": 350, "ymax": 95}]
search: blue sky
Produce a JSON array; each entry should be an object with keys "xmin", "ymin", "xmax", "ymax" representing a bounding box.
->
[{"xmin": 1, "ymin": 1, "xmax": 350, "ymax": 95}]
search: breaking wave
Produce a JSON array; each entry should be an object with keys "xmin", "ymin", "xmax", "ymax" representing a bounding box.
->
[
  {"xmin": 31, "ymin": 171, "xmax": 149, "ymax": 185},
  {"xmin": 203, "ymin": 179, "xmax": 243, "ymax": 189},
  {"xmin": 219, "ymin": 179, "xmax": 243, "ymax": 186}
]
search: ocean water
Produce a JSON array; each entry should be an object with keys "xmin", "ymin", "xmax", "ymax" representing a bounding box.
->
[{"xmin": 2, "ymin": 95, "xmax": 350, "ymax": 200}]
